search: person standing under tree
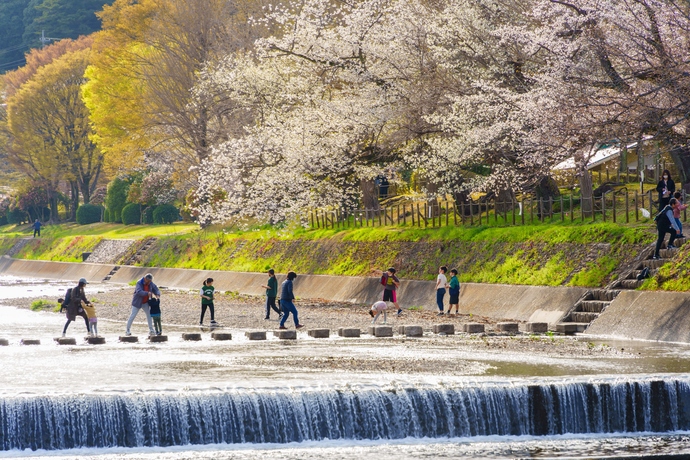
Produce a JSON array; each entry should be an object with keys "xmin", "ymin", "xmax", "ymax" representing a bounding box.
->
[
  {"xmin": 261, "ymin": 269, "xmax": 281, "ymax": 320},
  {"xmin": 657, "ymin": 170, "xmax": 675, "ymax": 211},
  {"xmin": 200, "ymin": 278, "xmax": 217, "ymax": 327},
  {"xmin": 32, "ymin": 219, "xmax": 41, "ymax": 238}
]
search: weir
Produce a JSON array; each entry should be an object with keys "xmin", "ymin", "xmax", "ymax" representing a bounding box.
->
[{"xmin": 2, "ymin": 377, "xmax": 690, "ymax": 451}]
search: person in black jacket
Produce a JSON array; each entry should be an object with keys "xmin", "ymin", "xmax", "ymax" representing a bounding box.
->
[
  {"xmin": 657, "ymin": 169, "xmax": 675, "ymax": 211},
  {"xmin": 654, "ymin": 198, "xmax": 680, "ymax": 259},
  {"xmin": 278, "ymin": 271, "xmax": 304, "ymax": 330}
]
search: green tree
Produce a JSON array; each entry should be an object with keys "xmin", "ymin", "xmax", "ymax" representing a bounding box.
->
[
  {"xmin": 0, "ymin": 0, "xmax": 31, "ymax": 72},
  {"xmin": 105, "ymin": 177, "xmax": 129, "ymax": 223}
]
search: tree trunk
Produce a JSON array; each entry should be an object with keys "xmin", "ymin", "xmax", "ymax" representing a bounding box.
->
[
  {"xmin": 425, "ymin": 181, "xmax": 439, "ymax": 217},
  {"xmin": 360, "ymin": 179, "xmax": 380, "ymax": 211},
  {"xmin": 579, "ymin": 169, "xmax": 594, "ymax": 217},
  {"xmin": 69, "ymin": 181, "xmax": 79, "ymax": 221}
]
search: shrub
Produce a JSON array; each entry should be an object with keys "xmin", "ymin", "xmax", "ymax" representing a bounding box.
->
[
  {"xmin": 121, "ymin": 203, "xmax": 141, "ymax": 225},
  {"xmin": 153, "ymin": 204, "xmax": 179, "ymax": 224},
  {"xmin": 105, "ymin": 178, "xmax": 130, "ymax": 223},
  {"xmin": 76, "ymin": 204, "xmax": 103, "ymax": 225},
  {"xmin": 7, "ymin": 208, "xmax": 27, "ymax": 224},
  {"xmin": 143, "ymin": 206, "xmax": 156, "ymax": 224}
]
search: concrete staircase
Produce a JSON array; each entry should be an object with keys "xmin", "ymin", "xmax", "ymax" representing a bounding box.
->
[
  {"xmin": 555, "ymin": 236, "xmax": 686, "ymax": 334},
  {"xmin": 123, "ymin": 238, "xmax": 156, "ymax": 265},
  {"xmin": 103, "ymin": 265, "xmax": 120, "ymax": 282}
]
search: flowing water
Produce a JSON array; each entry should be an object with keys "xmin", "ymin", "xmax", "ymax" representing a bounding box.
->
[{"xmin": 2, "ymin": 275, "xmax": 690, "ymax": 459}]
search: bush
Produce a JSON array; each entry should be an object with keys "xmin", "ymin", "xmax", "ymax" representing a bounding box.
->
[
  {"xmin": 76, "ymin": 204, "xmax": 103, "ymax": 225},
  {"xmin": 0, "ymin": 215, "xmax": 7, "ymax": 226},
  {"xmin": 103, "ymin": 209, "xmax": 110, "ymax": 223},
  {"xmin": 121, "ymin": 203, "xmax": 141, "ymax": 225},
  {"xmin": 105, "ymin": 178, "xmax": 130, "ymax": 223},
  {"xmin": 143, "ymin": 206, "xmax": 156, "ymax": 224},
  {"xmin": 153, "ymin": 204, "xmax": 179, "ymax": 224},
  {"xmin": 7, "ymin": 208, "xmax": 27, "ymax": 224}
]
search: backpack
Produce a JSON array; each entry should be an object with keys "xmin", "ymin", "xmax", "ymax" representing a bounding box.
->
[
  {"xmin": 381, "ymin": 273, "xmax": 387, "ymax": 286},
  {"xmin": 636, "ymin": 266, "xmax": 650, "ymax": 281},
  {"xmin": 59, "ymin": 287, "xmax": 73, "ymax": 311},
  {"xmin": 654, "ymin": 206, "xmax": 672, "ymax": 228}
]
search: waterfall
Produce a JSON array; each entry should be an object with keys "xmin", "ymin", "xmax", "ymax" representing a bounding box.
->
[{"xmin": 2, "ymin": 377, "xmax": 690, "ymax": 451}]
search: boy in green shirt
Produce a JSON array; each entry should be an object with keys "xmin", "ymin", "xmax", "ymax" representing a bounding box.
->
[
  {"xmin": 446, "ymin": 269, "xmax": 460, "ymax": 315},
  {"xmin": 261, "ymin": 269, "xmax": 282, "ymax": 319},
  {"xmin": 200, "ymin": 277, "xmax": 217, "ymax": 326}
]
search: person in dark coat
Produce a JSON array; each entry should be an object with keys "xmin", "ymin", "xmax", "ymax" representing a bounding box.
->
[
  {"xmin": 61, "ymin": 278, "xmax": 91, "ymax": 337},
  {"xmin": 656, "ymin": 169, "xmax": 675, "ymax": 211},
  {"xmin": 654, "ymin": 198, "xmax": 680, "ymax": 259},
  {"xmin": 278, "ymin": 271, "xmax": 304, "ymax": 330}
]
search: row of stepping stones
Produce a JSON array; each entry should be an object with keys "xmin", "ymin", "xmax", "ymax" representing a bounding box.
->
[{"xmin": 0, "ymin": 322, "xmax": 549, "ymax": 346}]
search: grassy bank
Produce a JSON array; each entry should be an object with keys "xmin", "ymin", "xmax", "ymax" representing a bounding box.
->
[{"xmin": 0, "ymin": 221, "xmax": 657, "ymax": 288}]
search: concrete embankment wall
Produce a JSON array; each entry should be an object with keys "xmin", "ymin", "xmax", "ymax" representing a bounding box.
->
[{"xmin": 0, "ymin": 257, "xmax": 579, "ymax": 327}]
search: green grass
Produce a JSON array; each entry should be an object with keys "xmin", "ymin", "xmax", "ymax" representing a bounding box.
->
[{"xmin": 30, "ymin": 299, "xmax": 56, "ymax": 311}]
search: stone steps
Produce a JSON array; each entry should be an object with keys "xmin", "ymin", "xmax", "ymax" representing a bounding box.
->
[
  {"xmin": 618, "ymin": 279, "xmax": 644, "ymax": 289},
  {"xmin": 579, "ymin": 300, "xmax": 609, "ymax": 313},
  {"xmin": 555, "ymin": 322, "xmax": 590, "ymax": 334},
  {"xmin": 570, "ymin": 312, "xmax": 599, "ymax": 323}
]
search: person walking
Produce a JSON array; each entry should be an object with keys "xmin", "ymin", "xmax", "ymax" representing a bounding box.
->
[
  {"xmin": 673, "ymin": 192, "xmax": 687, "ymax": 238},
  {"xmin": 82, "ymin": 298, "xmax": 98, "ymax": 337},
  {"xmin": 261, "ymin": 269, "xmax": 281, "ymax": 320},
  {"xmin": 200, "ymin": 278, "xmax": 217, "ymax": 327},
  {"xmin": 653, "ymin": 198, "xmax": 681, "ymax": 260},
  {"xmin": 278, "ymin": 271, "xmax": 304, "ymax": 330},
  {"xmin": 61, "ymin": 278, "xmax": 92, "ymax": 337},
  {"xmin": 657, "ymin": 170, "xmax": 675, "ymax": 211},
  {"xmin": 126, "ymin": 273, "xmax": 160, "ymax": 336},
  {"xmin": 435, "ymin": 266, "xmax": 448, "ymax": 316},
  {"xmin": 32, "ymin": 219, "xmax": 41, "ymax": 238},
  {"xmin": 381, "ymin": 267, "xmax": 402, "ymax": 316}
]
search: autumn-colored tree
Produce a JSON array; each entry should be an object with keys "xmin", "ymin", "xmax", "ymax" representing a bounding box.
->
[{"xmin": 6, "ymin": 47, "xmax": 103, "ymax": 221}]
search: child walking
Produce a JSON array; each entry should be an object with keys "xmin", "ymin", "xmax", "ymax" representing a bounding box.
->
[
  {"xmin": 149, "ymin": 297, "xmax": 162, "ymax": 335},
  {"xmin": 83, "ymin": 301, "xmax": 98, "ymax": 337},
  {"xmin": 369, "ymin": 300, "xmax": 388, "ymax": 324},
  {"xmin": 261, "ymin": 269, "xmax": 282, "ymax": 320},
  {"xmin": 446, "ymin": 269, "xmax": 460, "ymax": 315},
  {"xmin": 200, "ymin": 278, "xmax": 217, "ymax": 326},
  {"xmin": 381, "ymin": 267, "xmax": 402, "ymax": 315}
]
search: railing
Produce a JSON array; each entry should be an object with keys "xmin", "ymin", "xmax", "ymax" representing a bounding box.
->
[{"xmin": 308, "ymin": 189, "xmax": 689, "ymax": 229}]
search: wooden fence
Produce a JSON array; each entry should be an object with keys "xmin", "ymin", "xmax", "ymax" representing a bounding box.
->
[{"xmin": 308, "ymin": 189, "xmax": 688, "ymax": 229}]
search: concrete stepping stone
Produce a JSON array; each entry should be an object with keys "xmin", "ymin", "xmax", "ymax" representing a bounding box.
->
[
  {"xmin": 20, "ymin": 339, "xmax": 40, "ymax": 345},
  {"xmin": 119, "ymin": 336, "xmax": 139, "ymax": 343},
  {"xmin": 463, "ymin": 323, "xmax": 485, "ymax": 333},
  {"xmin": 273, "ymin": 330, "xmax": 297, "ymax": 340},
  {"xmin": 246, "ymin": 331, "xmax": 266, "ymax": 340},
  {"xmin": 0, "ymin": 339, "xmax": 8, "ymax": 346},
  {"xmin": 403, "ymin": 325, "xmax": 423, "ymax": 337},
  {"xmin": 182, "ymin": 333, "xmax": 202, "ymax": 341},
  {"xmin": 555, "ymin": 323, "xmax": 580, "ymax": 334},
  {"xmin": 337, "ymin": 328, "xmax": 360, "ymax": 338},
  {"xmin": 433, "ymin": 324, "xmax": 455, "ymax": 335},
  {"xmin": 211, "ymin": 332, "xmax": 232, "ymax": 341},
  {"xmin": 368, "ymin": 326, "xmax": 393, "ymax": 337},
  {"xmin": 497, "ymin": 322, "xmax": 519, "ymax": 333},
  {"xmin": 54, "ymin": 337, "xmax": 77, "ymax": 345},
  {"xmin": 85, "ymin": 336, "xmax": 106, "ymax": 345},
  {"xmin": 524, "ymin": 322, "xmax": 549, "ymax": 333},
  {"xmin": 308, "ymin": 329, "xmax": 330, "ymax": 338},
  {"xmin": 148, "ymin": 335, "xmax": 168, "ymax": 343}
]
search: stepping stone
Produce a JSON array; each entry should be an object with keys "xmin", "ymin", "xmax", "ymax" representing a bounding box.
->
[
  {"xmin": 497, "ymin": 322, "xmax": 519, "ymax": 333},
  {"xmin": 20, "ymin": 339, "xmax": 40, "ymax": 345},
  {"xmin": 182, "ymin": 333, "xmax": 202, "ymax": 341},
  {"xmin": 211, "ymin": 332, "xmax": 232, "ymax": 341},
  {"xmin": 245, "ymin": 331, "xmax": 266, "ymax": 340},
  {"xmin": 555, "ymin": 323, "xmax": 579, "ymax": 334},
  {"xmin": 85, "ymin": 336, "xmax": 106, "ymax": 345},
  {"xmin": 119, "ymin": 336, "xmax": 139, "ymax": 343},
  {"xmin": 524, "ymin": 322, "xmax": 548, "ymax": 333},
  {"xmin": 369, "ymin": 326, "xmax": 393, "ymax": 337},
  {"xmin": 337, "ymin": 328, "xmax": 360, "ymax": 338},
  {"xmin": 273, "ymin": 330, "xmax": 297, "ymax": 340},
  {"xmin": 308, "ymin": 329, "xmax": 330, "ymax": 338},
  {"xmin": 433, "ymin": 324, "xmax": 455, "ymax": 335},
  {"xmin": 397, "ymin": 325, "xmax": 406, "ymax": 335},
  {"xmin": 148, "ymin": 335, "xmax": 168, "ymax": 343},
  {"xmin": 54, "ymin": 337, "xmax": 77, "ymax": 345},
  {"xmin": 463, "ymin": 323, "xmax": 485, "ymax": 333},
  {"xmin": 0, "ymin": 339, "xmax": 8, "ymax": 346},
  {"xmin": 403, "ymin": 325, "xmax": 423, "ymax": 337}
]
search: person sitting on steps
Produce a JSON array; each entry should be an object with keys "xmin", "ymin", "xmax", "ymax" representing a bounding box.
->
[{"xmin": 654, "ymin": 198, "xmax": 680, "ymax": 260}]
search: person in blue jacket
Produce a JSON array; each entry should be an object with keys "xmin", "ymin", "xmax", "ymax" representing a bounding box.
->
[
  {"xmin": 125, "ymin": 273, "xmax": 160, "ymax": 336},
  {"xmin": 278, "ymin": 271, "xmax": 304, "ymax": 330}
]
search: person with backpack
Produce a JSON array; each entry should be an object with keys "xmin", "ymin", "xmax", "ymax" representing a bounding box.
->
[
  {"xmin": 654, "ymin": 198, "xmax": 681, "ymax": 260},
  {"xmin": 59, "ymin": 278, "xmax": 92, "ymax": 337},
  {"xmin": 381, "ymin": 267, "xmax": 402, "ymax": 316}
]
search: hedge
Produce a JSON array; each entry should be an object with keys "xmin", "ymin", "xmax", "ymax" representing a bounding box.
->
[
  {"xmin": 121, "ymin": 203, "xmax": 141, "ymax": 225},
  {"xmin": 153, "ymin": 204, "xmax": 179, "ymax": 224},
  {"xmin": 76, "ymin": 204, "xmax": 103, "ymax": 225}
]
